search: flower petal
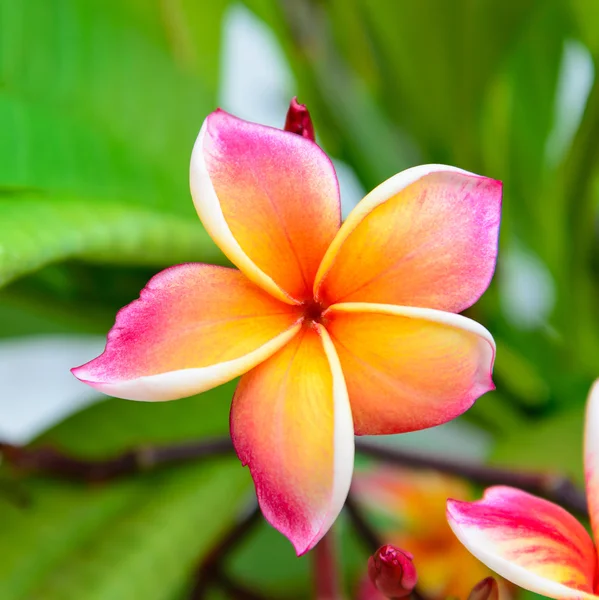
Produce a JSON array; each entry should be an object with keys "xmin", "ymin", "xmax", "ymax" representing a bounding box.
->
[
  {"xmin": 585, "ymin": 379, "xmax": 599, "ymax": 546},
  {"xmin": 230, "ymin": 324, "xmax": 354, "ymax": 555},
  {"xmin": 447, "ymin": 487, "xmax": 598, "ymax": 600},
  {"xmin": 190, "ymin": 110, "xmax": 341, "ymax": 304},
  {"xmin": 325, "ymin": 303, "xmax": 495, "ymax": 434},
  {"xmin": 315, "ymin": 165, "xmax": 502, "ymax": 311},
  {"xmin": 72, "ymin": 264, "xmax": 302, "ymax": 401}
]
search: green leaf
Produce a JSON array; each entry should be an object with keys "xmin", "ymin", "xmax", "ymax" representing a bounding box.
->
[
  {"xmin": 324, "ymin": 0, "xmax": 540, "ymax": 168},
  {"xmin": 0, "ymin": 0, "xmax": 223, "ymax": 206},
  {"xmin": 0, "ymin": 0, "xmax": 230, "ymax": 289},
  {"xmin": 0, "ymin": 460, "xmax": 251, "ymax": 600},
  {"xmin": 37, "ymin": 381, "xmax": 237, "ymax": 457},
  {"xmin": 0, "ymin": 382, "xmax": 253, "ymax": 599},
  {"xmin": 0, "ymin": 194, "xmax": 226, "ymax": 290},
  {"xmin": 491, "ymin": 405, "xmax": 585, "ymax": 484}
]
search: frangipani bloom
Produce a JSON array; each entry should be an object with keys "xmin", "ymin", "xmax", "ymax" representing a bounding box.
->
[
  {"xmin": 447, "ymin": 379, "xmax": 599, "ymax": 599},
  {"xmin": 353, "ymin": 466, "xmax": 505, "ymax": 599},
  {"xmin": 72, "ymin": 101, "xmax": 501, "ymax": 555}
]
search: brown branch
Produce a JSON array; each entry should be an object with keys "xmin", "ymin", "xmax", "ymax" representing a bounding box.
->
[
  {"xmin": 1, "ymin": 437, "xmax": 587, "ymax": 518},
  {"xmin": 0, "ymin": 438, "xmax": 234, "ymax": 482},
  {"xmin": 344, "ymin": 494, "xmax": 382, "ymax": 551},
  {"xmin": 189, "ymin": 503, "xmax": 265, "ymax": 599},
  {"xmin": 210, "ymin": 569, "xmax": 272, "ymax": 600},
  {"xmin": 355, "ymin": 440, "xmax": 588, "ymax": 517}
]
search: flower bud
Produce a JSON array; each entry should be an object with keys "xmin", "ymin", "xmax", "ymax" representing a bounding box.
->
[
  {"xmin": 367, "ymin": 544, "xmax": 418, "ymax": 599},
  {"xmin": 467, "ymin": 577, "xmax": 499, "ymax": 600},
  {"xmin": 284, "ymin": 97, "xmax": 315, "ymax": 141}
]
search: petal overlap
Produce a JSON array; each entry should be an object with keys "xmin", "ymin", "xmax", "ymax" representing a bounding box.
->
[
  {"xmin": 190, "ymin": 110, "xmax": 341, "ymax": 304},
  {"xmin": 230, "ymin": 324, "xmax": 354, "ymax": 555},
  {"xmin": 325, "ymin": 303, "xmax": 495, "ymax": 435},
  {"xmin": 72, "ymin": 264, "xmax": 302, "ymax": 401},
  {"xmin": 315, "ymin": 165, "xmax": 502, "ymax": 312},
  {"xmin": 447, "ymin": 487, "xmax": 599, "ymax": 600}
]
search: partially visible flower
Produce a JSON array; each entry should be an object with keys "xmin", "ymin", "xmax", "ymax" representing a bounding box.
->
[
  {"xmin": 360, "ymin": 544, "xmax": 500, "ymax": 600},
  {"xmin": 368, "ymin": 545, "xmax": 418, "ymax": 599},
  {"xmin": 353, "ymin": 466, "xmax": 504, "ymax": 599},
  {"xmin": 73, "ymin": 99, "xmax": 501, "ymax": 555},
  {"xmin": 447, "ymin": 379, "xmax": 599, "ymax": 600}
]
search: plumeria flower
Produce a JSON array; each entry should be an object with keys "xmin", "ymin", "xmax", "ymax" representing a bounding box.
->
[
  {"xmin": 447, "ymin": 379, "xmax": 599, "ymax": 599},
  {"xmin": 353, "ymin": 466, "xmax": 506, "ymax": 599},
  {"xmin": 72, "ymin": 99, "xmax": 502, "ymax": 555}
]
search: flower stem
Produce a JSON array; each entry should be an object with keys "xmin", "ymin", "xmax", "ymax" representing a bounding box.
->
[{"xmin": 312, "ymin": 529, "xmax": 344, "ymax": 600}]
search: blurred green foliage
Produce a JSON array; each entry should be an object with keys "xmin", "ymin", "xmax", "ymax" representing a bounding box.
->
[{"xmin": 1, "ymin": 0, "xmax": 598, "ymax": 597}]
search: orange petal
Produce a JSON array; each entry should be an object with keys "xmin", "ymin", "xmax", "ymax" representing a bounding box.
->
[
  {"xmin": 230, "ymin": 324, "xmax": 354, "ymax": 555},
  {"xmin": 315, "ymin": 165, "xmax": 501, "ymax": 311},
  {"xmin": 190, "ymin": 110, "xmax": 341, "ymax": 304},
  {"xmin": 72, "ymin": 264, "xmax": 302, "ymax": 401},
  {"xmin": 585, "ymin": 379, "xmax": 599, "ymax": 546},
  {"xmin": 447, "ymin": 487, "xmax": 599, "ymax": 600},
  {"xmin": 325, "ymin": 303, "xmax": 495, "ymax": 434}
]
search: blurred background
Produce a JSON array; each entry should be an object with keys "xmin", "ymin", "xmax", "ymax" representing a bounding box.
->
[{"xmin": 1, "ymin": 0, "xmax": 598, "ymax": 598}]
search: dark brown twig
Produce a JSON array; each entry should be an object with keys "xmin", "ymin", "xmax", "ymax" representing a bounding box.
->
[
  {"xmin": 355, "ymin": 440, "xmax": 588, "ymax": 517},
  {"xmin": 344, "ymin": 494, "xmax": 382, "ymax": 551},
  {"xmin": 1, "ymin": 437, "xmax": 588, "ymax": 518},
  {"xmin": 210, "ymin": 569, "xmax": 270, "ymax": 600},
  {"xmin": 0, "ymin": 438, "xmax": 233, "ymax": 482},
  {"xmin": 189, "ymin": 503, "xmax": 264, "ymax": 599}
]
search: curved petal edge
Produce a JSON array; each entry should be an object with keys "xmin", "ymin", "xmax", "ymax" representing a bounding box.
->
[
  {"xmin": 230, "ymin": 324, "xmax": 354, "ymax": 555},
  {"xmin": 447, "ymin": 487, "xmax": 598, "ymax": 600},
  {"xmin": 585, "ymin": 378, "xmax": 599, "ymax": 545},
  {"xmin": 325, "ymin": 303, "xmax": 495, "ymax": 435},
  {"xmin": 72, "ymin": 263, "xmax": 303, "ymax": 401},
  {"xmin": 191, "ymin": 110, "xmax": 341, "ymax": 304},
  {"xmin": 72, "ymin": 323, "xmax": 301, "ymax": 401},
  {"xmin": 315, "ymin": 164, "xmax": 502, "ymax": 312}
]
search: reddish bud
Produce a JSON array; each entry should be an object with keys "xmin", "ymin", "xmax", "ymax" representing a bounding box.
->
[
  {"xmin": 467, "ymin": 577, "xmax": 499, "ymax": 600},
  {"xmin": 367, "ymin": 545, "xmax": 418, "ymax": 599},
  {"xmin": 284, "ymin": 97, "xmax": 316, "ymax": 141}
]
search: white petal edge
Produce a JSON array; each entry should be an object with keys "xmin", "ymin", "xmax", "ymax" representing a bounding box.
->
[
  {"xmin": 326, "ymin": 302, "xmax": 496, "ymax": 371},
  {"xmin": 314, "ymin": 164, "xmax": 485, "ymax": 290},
  {"xmin": 73, "ymin": 321, "xmax": 302, "ymax": 402},
  {"xmin": 447, "ymin": 501, "xmax": 599, "ymax": 600},
  {"xmin": 584, "ymin": 378, "xmax": 599, "ymax": 538},
  {"xmin": 304, "ymin": 323, "xmax": 355, "ymax": 553},
  {"xmin": 190, "ymin": 117, "xmax": 298, "ymax": 306}
]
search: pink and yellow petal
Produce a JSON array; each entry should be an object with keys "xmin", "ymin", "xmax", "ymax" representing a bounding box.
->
[
  {"xmin": 324, "ymin": 303, "xmax": 495, "ymax": 435},
  {"xmin": 447, "ymin": 487, "xmax": 599, "ymax": 600},
  {"xmin": 230, "ymin": 324, "xmax": 354, "ymax": 555},
  {"xmin": 190, "ymin": 110, "xmax": 341, "ymax": 304},
  {"xmin": 314, "ymin": 165, "xmax": 501, "ymax": 312},
  {"xmin": 584, "ymin": 379, "xmax": 599, "ymax": 547},
  {"xmin": 72, "ymin": 264, "xmax": 302, "ymax": 401}
]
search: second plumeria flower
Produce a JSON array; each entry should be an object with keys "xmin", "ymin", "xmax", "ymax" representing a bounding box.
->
[
  {"xmin": 73, "ymin": 100, "xmax": 502, "ymax": 555},
  {"xmin": 447, "ymin": 380, "xmax": 599, "ymax": 599}
]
